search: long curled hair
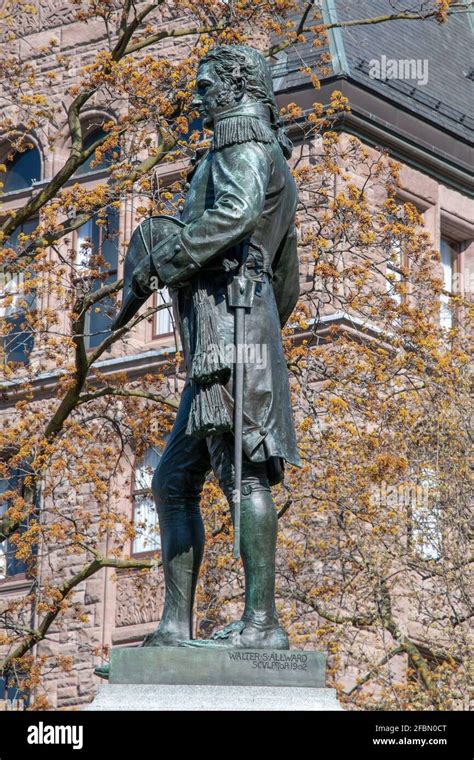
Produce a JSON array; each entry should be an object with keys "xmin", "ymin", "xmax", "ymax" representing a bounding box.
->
[{"xmin": 198, "ymin": 45, "xmax": 293, "ymax": 158}]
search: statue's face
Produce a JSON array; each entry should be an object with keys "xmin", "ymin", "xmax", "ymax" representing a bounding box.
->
[{"xmin": 192, "ymin": 61, "xmax": 240, "ymax": 127}]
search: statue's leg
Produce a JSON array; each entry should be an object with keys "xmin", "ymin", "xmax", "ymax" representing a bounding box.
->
[
  {"xmin": 203, "ymin": 435, "xmax": 289, "ymax": 649},
  {"xmin": 238, "ymin": 487, "xmax": 280, "ymax": 630},
  {"xmin": 144, "ymin": 383, "xmax": 210, "ymax": 646},
  {"xmin": 94, "ymin": 386, "xmax": 209, "ymax": 677}
]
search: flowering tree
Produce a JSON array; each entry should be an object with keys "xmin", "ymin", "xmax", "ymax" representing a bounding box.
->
[
  {"xmin": 0, "ymin": 0, "xmax": 471, "ymax": 709},
  {"xmin": 196, "ymin": 125, "xmax": 472, "ymax": 710}
]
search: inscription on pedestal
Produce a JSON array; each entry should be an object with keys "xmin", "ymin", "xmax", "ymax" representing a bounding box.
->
[
  {"xmin": 227, "ymin": 651, "xmax": 309, "ymax": 671},
  {"xmin": 109, "ymin": 647, "xmax": 326, "ymax": 688}
]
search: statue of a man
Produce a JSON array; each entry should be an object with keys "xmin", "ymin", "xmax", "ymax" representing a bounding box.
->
[{"xmin": 105, "ymin": 45, "xmax": 301, "ymax": 663}]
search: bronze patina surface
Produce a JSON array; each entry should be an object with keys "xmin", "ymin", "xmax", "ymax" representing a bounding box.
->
[{"xmin": 98, "ymin": 46, "xmax": 301, "ymax": 677}]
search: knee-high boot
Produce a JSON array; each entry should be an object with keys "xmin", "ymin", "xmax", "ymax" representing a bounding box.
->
[
  {"xmin": 172, "ymin": 489, "xmax": 288, "ymax": 650},
  {"xmin": 144, "ymin": 502, "xmax": 205, "ymax": 644},
  {"xmin": 239, "ymin": 489, "xmax": 280, "ymax": 629}
]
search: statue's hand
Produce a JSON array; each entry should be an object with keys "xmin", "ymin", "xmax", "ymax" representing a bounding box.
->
[{"xmin": 153, "ymin": 233, "xmax": 200, "ymax": 288}]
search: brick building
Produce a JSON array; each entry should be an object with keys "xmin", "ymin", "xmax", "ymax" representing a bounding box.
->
[{"xmin": 0, "ymin": 1, "xmax": 472, "ymax": 708}]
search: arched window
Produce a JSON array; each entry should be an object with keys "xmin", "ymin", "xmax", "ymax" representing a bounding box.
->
[
  {"xmin": 0, "ymin": 217, "xmax": 38, "ymax": 365},
  {"xmin": 3, "ymin": 145, "xmax": 41, "ymax": 193},
  {"xmin": 2, "ymin": 301, "xmax": 35, "ymax": 365},
  {"xmin": 74, "ymin": 207, "xmax": 120, "ymax": 349},
  {"xmin": 131, "ymin": 448, "xmax": 161, "ymax": 557},
  {"xmin": 72, "ymin": 122, "xmax": 121, "ymax": 348},
  {"xmin": 75, "ymin": 127, "xmax": 120, "ymax": 176},
  {"xmin": 0, "ymin": 468, "xmax": 29, "ymax": 579}
]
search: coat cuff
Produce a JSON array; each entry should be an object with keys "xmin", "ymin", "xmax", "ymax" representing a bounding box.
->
[{"xmin": 155, "ymin": 233, "xmax": 200, "ymax": 287}]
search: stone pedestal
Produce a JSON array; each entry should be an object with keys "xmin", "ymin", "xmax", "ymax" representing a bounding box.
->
[
  {"xmin": 85, "ymin": 683, "xmax": 342, "ymax": 711},
  {"xmin": 85, "ymin": 647, "xmax": 343, "ymax": 711}
]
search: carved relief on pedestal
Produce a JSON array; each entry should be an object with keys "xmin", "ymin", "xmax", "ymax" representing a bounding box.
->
[{"xmin": 115, "ymin": 569, "xmax": 162, "ymax": 628}]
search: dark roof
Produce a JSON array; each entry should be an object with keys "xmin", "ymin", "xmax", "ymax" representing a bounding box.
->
[
  {"xmin": 272, "ymin": 43, "xmax": 331, "ymax": 91},
  {"xmin": 272, "ymin": 0, "xmax": 474, "ymax": 144},
  {"xmin": 334, "ymin": 0, "xmax": 474, "ymax": 142}
]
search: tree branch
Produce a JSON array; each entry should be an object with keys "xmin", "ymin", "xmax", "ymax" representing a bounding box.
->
[
  {"xmin": 377, "ymin": 578, "xmax": 442, "ymax": 707},
  {"xmin": 0, "ymin": 552, "xmax": 160, "ymax": 675},
  {"xmin": 124, "ymin": 21, "xmax": 227, "ymax": 56},
  {"xmin": 266, "ymin": 4, "xmax": 473, "ymax": 56},
  {"xmin": 323, "ymin": 6, "xmax": 473, "ymax": 30},
  {"xmin": 343, "ymin": 646, "xmax": 405, "ymax": 696},
  {"xmin": 9, "ymin": 135, "xmax": 176, "ymax": 266},
  {"xmin": 77, "ymin": 387, "xmax": 179, "ymax": 410}
]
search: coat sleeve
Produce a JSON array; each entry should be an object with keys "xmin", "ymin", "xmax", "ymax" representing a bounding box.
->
[
  {"xmin": 153, "ymin": 142, "xmax": 272, "ymax": 288},
  {"xmin": 271, "ymin": 222, "xmax": 300, "ymax": 327}
]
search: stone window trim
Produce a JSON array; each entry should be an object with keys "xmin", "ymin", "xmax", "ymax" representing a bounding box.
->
[
  {"xmin": 438, "ymin": 210, "xmax": 474, "ymax": 316},
  {"xmin": 0, "ymin": 571, "xmax": 30, "ymax": 592},
  {"xmin": 58, "ymin": 109, "xmax": 119, "ymax": 176}
]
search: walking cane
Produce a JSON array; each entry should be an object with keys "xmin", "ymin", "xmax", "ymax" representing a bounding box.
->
[{"xmin": 228, "ymin": 240, "xmax": 255, "ymax": 559}]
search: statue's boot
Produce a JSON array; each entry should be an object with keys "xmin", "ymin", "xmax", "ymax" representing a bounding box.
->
[
  {"xmin": 145, "ymin": 500, "xmax": 205, "ymax": 644},
  {"xmin": 94, "ymin": 664, "xmax": 110, "ymax": 680},
  {"xmin": 94, "ymin": 501, "xmax": 205, "ymax": 679},
  {"xmin": 179, "ymin": 489, "xmax": 289, "ymax": 649},
  {"xmin": 179, "ymin": 619, "xmax": 289, "ymax": 649}
]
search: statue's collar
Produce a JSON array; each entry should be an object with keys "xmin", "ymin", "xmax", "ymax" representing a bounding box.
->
[
  {"xmin": 214, "ymin": 101, "xmax": 272, "ymax": 125},
  {"xmin": 212, "ymin": 101, "xmax": 274, "ymax": 150}
]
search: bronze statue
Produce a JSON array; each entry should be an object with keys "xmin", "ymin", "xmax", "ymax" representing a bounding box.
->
[{"xmin": 96, "ymin": 45, "xmax": 300, "ymax": 676}]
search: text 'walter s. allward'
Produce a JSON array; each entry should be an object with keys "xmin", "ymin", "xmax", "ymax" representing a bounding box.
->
[{"xmin": 228, "ymin": 652, "xmax": 308, "ymax": 670}]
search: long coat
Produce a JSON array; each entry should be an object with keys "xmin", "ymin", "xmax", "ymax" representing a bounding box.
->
[{"xmin": 151, "ymin": 104, "xmax": 301, "ymax": 470}]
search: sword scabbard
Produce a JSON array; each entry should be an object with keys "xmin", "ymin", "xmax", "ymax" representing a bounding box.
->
[{"xmin": 229, "ymin": 240, "xmax": 255, "ymax": 560}]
